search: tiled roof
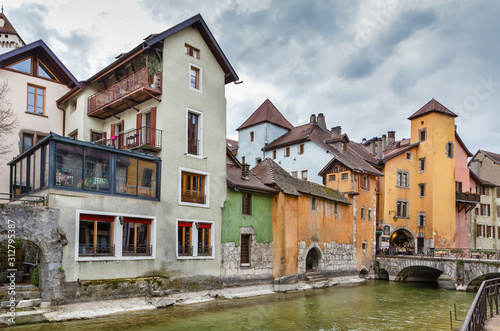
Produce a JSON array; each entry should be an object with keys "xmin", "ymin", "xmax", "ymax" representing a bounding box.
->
[
  {"xmin": 263, "ymin": 122, "xmax": 325, "ymax": 150},
  {"xmin": 226, "ymin": 138, "xmax": 238, "ymax": 154},
  {"xmin": 347, "ymin": 141, "xmax": 379, "ymax": 165},
  {"xmin": 237, "ymin": 99, "xmax": 294, "ymax": 131},
  {"xmin": 0, "ymin": 13, "xmax": 22, "ymax": 40},
  {"xmin": 227, "ymin": 164, "xmax": 278, "ymax": 194},
  {"xmin": 408, "ymin": 98, "xmax": 458, "ymax": 120},
  {"xmin": 482, "ymin": 150, "xmax": 500, "ymax": 165},
  {"xmin": 252, "ymin": 159, "xmax": 350, "ymax": 204}
]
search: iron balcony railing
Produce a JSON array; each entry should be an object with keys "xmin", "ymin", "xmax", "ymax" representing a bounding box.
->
[
  {"xmin": 461, "ymin": 277, "xmax": 500, "ymax": 331},
  {"xmin": 88, "ymin": 68, "xmax": 161, "ymax": 115},
  {"xmin": 187, "ymin": 139, "xmax": 199, "ymax": 155},
  {"xmin": 79, "ymin": 244, "xmax": 115, "ymax": 256},
  {"xmin": 198, "ymin": 246, "xmax": 212, "ymax": 256},
  {"xmin": 377, "ymin": 247, "xmax": 500, "ymax": 261},
  {"xmin": 95, "ymin": 126, "xmax": 162, "ymax": 151},
  {"xmin": 122, "ymin": 244, "xmax": 152, "ymax": 256},
  {"xmin": 178, "ymin": 245, "xmax": 193, "ymax": 256},
  {"xmin": 181, "ymin": 192, "xmax": 206, "ymax": 204}
]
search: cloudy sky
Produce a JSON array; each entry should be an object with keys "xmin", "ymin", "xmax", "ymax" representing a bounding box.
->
[{"xmin": 4, "ymin": 0, "xmax": 500, "ymax": 153}]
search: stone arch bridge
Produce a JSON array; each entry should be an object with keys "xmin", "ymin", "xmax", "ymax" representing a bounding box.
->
[{"xmin": 377, "ymin": 255, "xmax": 500, "ymax": 290}]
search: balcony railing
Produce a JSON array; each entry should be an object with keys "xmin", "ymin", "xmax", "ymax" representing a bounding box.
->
[
  {"xmin": 187, "ymin": 139, "xmax": 199, "ymax": 155},
  {"xmin": 456, "ymin": 192, "xmax": 481, "ymax": 203},
  {"xmin": 88, "ymin": 68, "xmax": 162, "ymax": 118},
  {"xmin": 122, "ymin": 244, "xmax": 153, "ymax": 256},
  {"xmin": 461, "ymin": 277, "xmax": 500, "ymax": 330},
  {"xmin": 178, "ymin": 245, "xmax": 193, "ymax": 256},
  {"xmin": 95, "ymin": 126, "xmax": 162, "ymax": 151},
  {"xmin": 198, "ymin": 246, "xmax": 212, "ymax": 256},
  {"xmin": 79, "ymin": 244, "xmax": 115, "ymax": 256},
  {"xmin": 181, "ymin": 191, "xmax": 206, "ymax": 204}
]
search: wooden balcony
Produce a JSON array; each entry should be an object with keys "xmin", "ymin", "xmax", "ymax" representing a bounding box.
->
[
  {"xmin": 95, "ymin": 126, "xmax": 162, "ymax": 152},
  {"xmin": 88, "ymin": 68, "xmax": 162, "ymax": 119},
  {"xmin": 456, "ymin": 192, "xmax": 481, "ymax": 203}
]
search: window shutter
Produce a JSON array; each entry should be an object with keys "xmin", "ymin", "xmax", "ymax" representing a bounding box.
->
[
  {"xmin": 150, "ymin": 107, "xmax": 157, "ymax": 147},
  {"xmin": 121, "ymin": 120, "xmax": 125, "ymax": 148},
  {"xmin": 477, "ymin": 224, "xmax": 481, "ymax": 236},
  {"xmin": 488, "ymin": 204, "xmax": 491, "ymax": 216},
  {"xmin": 111, "ymin": 124, "xmax": 115, "ymax": 137},
  {"xmin": 103, "ymin": 131, "xmax": 107, "ymax": 140},
  {"xmin": 90, "ymin": 129, "xmax": 93, "ymax": 141},
  {"xmin": 360, "ymin": 176, "xmax": 364, "ymax": 189},
  {"xmin": 136, "ymin": 113, "xmax": 142, "ymax": 138}
]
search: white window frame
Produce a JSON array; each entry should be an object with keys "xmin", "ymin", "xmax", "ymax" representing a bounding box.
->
[
  {"xmin": 74, "ymin": 210, "xmax": 156, "ymax": 262},
  {"xmin": 178, "ymin": 167, "xmax": 210, "ymax": 208},
  {"xmin": 188, "ymin": 63, "xmax": 202, "ymax": 92},
  {"xmin": 176, "ymin": 219, "xmax": 215, "ymax": 259},
  {"xmin": 186, "ymin": 108, "xmax": 203, "ymax": 159},
  {"xmin": 301, "ymin": 169, "xmax": 309, "ymax": 180}
]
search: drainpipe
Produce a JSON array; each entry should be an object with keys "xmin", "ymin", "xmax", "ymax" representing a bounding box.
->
[{"xmin": 57, "ymin": 104, "xmax": 66, "ymax": 136}]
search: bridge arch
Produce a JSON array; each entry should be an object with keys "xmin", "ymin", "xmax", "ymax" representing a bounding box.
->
[
  {"xmin": 390, "ymin": 226, "xmax": 416, "ymax": 249},
  {"xmin": 396, "ymin": 266, "xmax": 443, "ymax": 282},
  {"xmin": 466, "ymin": 273, "xmax": 500, "ymax": 291}
]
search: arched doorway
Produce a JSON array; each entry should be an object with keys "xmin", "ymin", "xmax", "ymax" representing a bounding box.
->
[
  {"xmin": 390, "ymin": 228, "xmax": 415, "ymax": 254},
  {"xmin": 306, "ymin": 248, "xmax": 320, "ymax": 271}
]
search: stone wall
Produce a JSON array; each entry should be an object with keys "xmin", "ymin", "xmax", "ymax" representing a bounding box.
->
[
  {"xmin": 298, "ymin": 241, "xmax": 356, "ymax": 277},
  {"xmin": 221, "ymin": 227, "xmax": 273, "ymax": 285},
  {"xmin": 0, "ymin": 204, "xmax": 64, "ymax": 302}
]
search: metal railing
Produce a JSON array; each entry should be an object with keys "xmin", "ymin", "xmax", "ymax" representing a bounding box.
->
[
  {"xmin": 198, "ymin": 246, "xmax": 212, "ymax": 256},
  {"xmin": 461, "ymin": 277, "xmax": 500, "ymax": 331},
  {"xmin": 122, "ymin": 244, "xmax": 152, "ymax": 256},
  {"xmin": 178, "ymin": 245, "xmax": 193, "ymax": 256},
  {"xmin": 88, "ymin": 68, "xmax": 161, "ymax": 115},
  {"xmin": 181, "ymin": 192, "xmax": 206, "ymax": 204},
  {"xmin": 79, "ymin": 244, "xmax": 115, "ymax": 256},
  {"xmin": 377, "ymin": 248, "xmax": 500, "ymax": 261},
  {"xmin": 0, "ymin": 192, "xmax": 45, "ymax": 205},
  {"xmin": 95, "ymin": 126, "xmax": 162, "ymax": 150}
]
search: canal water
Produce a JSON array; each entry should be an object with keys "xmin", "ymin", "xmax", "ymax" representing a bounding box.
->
[{"xmin": 13, "ymin": 281, "xmax": 474, "ymax": 331}]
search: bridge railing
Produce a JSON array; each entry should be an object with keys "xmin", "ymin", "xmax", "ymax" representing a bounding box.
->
[
  {"xmin": 377, "ymin": 248, "xmax": 500, "ymax": 261},
  {"xmin": 460, "ymin": 277, "xmax": 500, "ymax": 331}
]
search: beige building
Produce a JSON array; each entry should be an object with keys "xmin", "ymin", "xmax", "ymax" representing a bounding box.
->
[
  {"xmin": 0, "ymin": 33, "xmax": 79, "ymax": 195},
  {"xmin": 10, "ymin": 14, "xmax": 239, "ymax": 289}
]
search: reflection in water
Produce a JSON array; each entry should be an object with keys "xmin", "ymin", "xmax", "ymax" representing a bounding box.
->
[{"xmin": 12, "ymin": 281, "xmax": 473, "ymax": 331}]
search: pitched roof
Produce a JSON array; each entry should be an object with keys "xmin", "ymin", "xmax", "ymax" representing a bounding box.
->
[
  {"xmin": 227, "ymin": 164, "xmax": 278, "ymax": 194},
  {"xmin": 408, "ymin": 98, "xmax": 458, "ymax": 120},
  {"xmin": 237, "ymin": 99, "xmax": 294, "ymax": 131},
  {"xmin": 226, "ymin": 138, "xmax": 238, "ymax": 154},
  {"xmin": 0, "ymin": 40, "xmax": 79, "ymax": 87},
  {"xmin": 0, "ymin": 12, "xmax": 24, "ymax": 44},
  {"xmin": 482, "ymin": 150, "xmax": 500, "ymax": 164},
  {"xmin": 263, "ymin": 122, "xmax": 324, "ymax": 150},
  {"xmin": 252, "ymin": 159, "xmax": 351, "ymax": 204}
]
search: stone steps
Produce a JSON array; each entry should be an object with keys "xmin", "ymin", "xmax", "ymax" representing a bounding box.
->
[
  {"xmin": 0, "ymin": 284, "xmax": 41, "ymax": 312},
  {"xmin": 305, "ymin": 272, "xmax": 328, "ymax": 283}
]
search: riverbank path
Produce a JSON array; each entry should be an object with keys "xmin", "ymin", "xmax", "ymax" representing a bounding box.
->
[{"xmin": 484, "ymin": 314, "xmax": 500, "ymax": 331}]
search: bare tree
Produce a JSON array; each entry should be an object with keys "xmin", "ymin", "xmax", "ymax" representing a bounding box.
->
[{"xmin": 0, "ymin": 81, "xmax": 18, "ymax": 155}]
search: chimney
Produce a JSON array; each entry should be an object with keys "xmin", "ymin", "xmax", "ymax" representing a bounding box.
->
[
  {"xmin": 381, "ymin": 134, "xmax": 387, "ymax": 151},
  {"xmin": 370, "ymin": 140, "xmax": 376, "ymax": 155},
  {"xmin": 362, "ymin": 138, "xmax": 366, "ymax": 143},
  {"xmin": 317, "ymin": 113, "xmax": 327, "ymax": 130},
  {"xmin": 241, "ymin": 163, "xmax": 250, "ymax": 181},
  {"xmin": 388, "ymin": 131, "xmax": 395, "ymax": 145},
  {"xmin": 331, "ymin": 126, "xmax": 342, "ymax": 137},
  {"xmin": 310, "ymin": 114, "xmax": 317, "ymax": 123},
  {"xmin": 376, "ymin": 138, "xmax": 383, "ymax": 159}
]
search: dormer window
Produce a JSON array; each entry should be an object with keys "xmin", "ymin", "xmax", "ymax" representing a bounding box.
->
[
  {"xmin": 340, "ymin": 142, "xmax": 346, "ymax": 153},
  {"xmin": 185, "ymin": 44, "xmax": 200, "ymax": 59}
]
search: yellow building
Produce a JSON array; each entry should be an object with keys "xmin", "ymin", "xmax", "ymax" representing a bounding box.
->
[{"xmin": 378, "ymin": 99, "xmax": 462, "ymax": 250}]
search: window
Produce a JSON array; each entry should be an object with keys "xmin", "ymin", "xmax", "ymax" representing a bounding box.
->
[
  {"xmin": 368, "ymin": 209, "xmax": 372, "ymax": 221},
  {"xmin": 189, "ymin": 65, "xmax": 201, "ymax": 90},
  {"xmin": 456, "ymin": 181, "xmax": 463, "ymax": 193},
  {"xmin": 91, "ymin": 130, "xmax": 103, "ymax": 142},
  {"xmin": 419, "ymin": 183, "xmax": 426, "ymax": 197},
  {"xmin": 362, "ymin": 242, "xmax": 367, "ymax": 251},
  {"xmin": 250, "ymin": 131, "xmax": 254, "ymax": 142},
  {"xmin": 7, "ymin": 57, "xmax": 32, "ymax": 74},
  {"xmin": 406, "ymin": 152, "xmax": 412, "ymax": 160},
  {"xmin": 480, "ymin": 204, "xmax": 491, "ymax": 216},
  {"xmin": 69, "ymin": 130, "xmax": 78, "ymax": 140},
  {"xmin": 242, "ymin": 193, "xmax": 251, "ymax": 215},
  {"xmin": 329, "ymin": 174, "xmax": 336, "ymax": 182},
  {"xmin": 70, "ymin": 99, "xmax": 77, "ymax": 114},
  {"xmin": 187, "ymin": 111, "xmax": 201, "ymax": 155},
  {"xmin": 487, "ymin": 225, "xmax": 496, "ymax": 239},
  {"xmin": 181, "ymin": 171, "xmax": 206, "ymax": 204},
  {"xmin": 419, "ymin": 128, "xmax": 426, "ymax": 142},
  {"xmin": 240, "ymin": 234, "xmax": 251, "ymax": 266},
  {"xmin": 301, "ymin": 170, "xmax": 308, "ymax": 180},
  {"xmin": 360, "ymin": 207, "xmax": 366, "ymax": 220},
  {"xmin": 341, "ymin": 173, "xmax": 348, "ymax": 181},
  {"xmin": 23, "ymin": 133, "xmax": 33, "ymax": 152},
  {"xmin": 298, "ymin": 144, "xmax": 305, "ymax": 155},
  {"xmin": 38, "ymin": 61, "xmax": 57, "ymax": 81},
  {"xmin": 311, "ymin": 197, "xmax": 316, "ymax": 211},
  {"xmin": 360, "ymin": 175, "xmax": 370, "ymax": 190},
  {"xmin": 340, "ymin": 142, "xmax": 346, "ymax": 153},
  {"xmin": 334, "ymin": 202, "xmax": 338, "ymax": 215},
  {"xmin": 397, "ymin": 170, "xmax": 409, "ymax": 188},
  {"xmin": 418, "ymin": 158, "xmax": 425, "ymax": 172},
  {"xmin": 291, "ymin": 171, "xmax": 298, "ymax": 178},
  {"xmin": 84, "ymin": 148, "xmax": 110, "ymax": 192},
  {"xmin": 184, "ymin": 44, "xmax": 200, "ymax": 59},
  {"xmin": 177, "ymin": 221, "xmax": 214, "ymax": 258},
  {"xmin": 417, "ymin": 213, "xmax": 426, "ymax": 227},
  {"xmin": 78, "ymin": 214, "xmax": 114, "ymax": 256},
  {"xmin": 27, "ymin": 84, "xmax": 45, "ymax": 114},
  {"xmin": 122, "ymin": 217, "xmax": 152, "ymax": 255},
  {"xmin": 446, "ymin": 142, "xmax": 454, "ymax": 158},
  {"xmin": 284, "ymin": 147, "xmax": 290, "ymax": 157},
  {"xmin": 477, "ymin": 224, "xmax": 485, "ymax": 237},
  {"xmin": 396, "ymin": 200, "xmax": 409, "ymax": 218},
  {"xmin": 272, "ymin": 150, "xmax": 277, "ymax": 159}
]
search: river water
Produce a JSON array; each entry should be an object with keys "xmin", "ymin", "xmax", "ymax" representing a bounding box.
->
[{"xmin": 12, "ymin": 281, "xmax": 474, "ymax": 331}]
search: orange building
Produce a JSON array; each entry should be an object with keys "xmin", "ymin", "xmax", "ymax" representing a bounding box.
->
[{"xmin": 252, "ymin": 159, "xmax": 353, "ymax": 283}]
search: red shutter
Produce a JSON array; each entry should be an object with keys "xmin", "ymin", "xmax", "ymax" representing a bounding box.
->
[
  {"xmin": 150, "ymin": 107, "xmax": 156, "ymax": 147},
  {"xmin": 123, "ymin": 217, "xmax": 151, "ymax": 224},
  {"xmin": 198, "ymin": 223, "xmax": 211, "ymax": 229},
  {"xmin": 120, "ymin": 120, "xmax": 125, "ymax": 148},
  {"xmin": 477, "ymin": 224, "xmax": 481, "ymax": 236},
  {"xmin": 178, "ymin": 222, "xmax": 192, "ymax": 227},
  {"xmin": 90, "ymin": 129, "xmax": 93, "ymax": 141},
  {"xmin": 103, "ymin": 131, "xmax": 107, "ymax": 140},
  {"xmin": 80, "ymin": 214, "xmax": 114, "ymax": 222}
]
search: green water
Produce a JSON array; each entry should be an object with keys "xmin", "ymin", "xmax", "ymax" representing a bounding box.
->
[{"xmin": 13, "ymin": 281, "xmax": 473, "ymax": 331}]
